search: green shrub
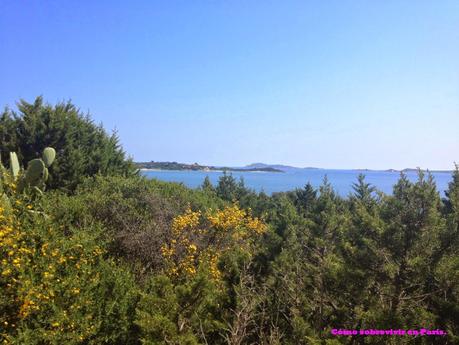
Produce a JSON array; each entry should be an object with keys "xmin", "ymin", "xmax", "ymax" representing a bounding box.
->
[
  {"xmin": 41, "ymin": 175, "xmax": 225, "ymax": 276},
  {"xmin": 135, "ymin": 272, "xmax": 224, "ymax": 345},
  {"xmin": 0, "ymin": 97, "xmax": 135, "ymax": 192},
  {"xmin": 0, "ymin": 193, "xmax": 139, "ymax": 345}
]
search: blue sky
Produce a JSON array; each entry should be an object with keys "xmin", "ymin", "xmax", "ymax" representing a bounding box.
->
[{"xmin": 1, "ymin": 1, "xmax": 458, "ymax": 169}]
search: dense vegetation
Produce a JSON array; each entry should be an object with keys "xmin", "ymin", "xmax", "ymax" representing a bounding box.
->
[
  {"xmin": 0, "ymin": 97, "xmax": 135, "ymax": 192},
  {"xmin": 1, "ymin": 98, "xmax": 458, "ymax": 344}
]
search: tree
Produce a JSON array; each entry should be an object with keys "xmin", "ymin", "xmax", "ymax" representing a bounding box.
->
[
  {"xmin": 201, "ymin": 176, "xmax": 215, "ymax": 193},
  {"xmin": 376, "ymin": 172, "xmax": 444, "ymax": 330},
  {"xmin": 216, "ymin": 172, "xmax": 239, "ymax": 202},
  {"xmin": 263, "ymin": 178, "xmax": 350, "ymax": 344},
  {"xmin": 293, "ymin": 182, "xmax": 317, "ymax": 216},
  {"xmin": 0, "ymin": 108, "xmax": 18, "ymax": 163},
  {"xmin": 435, "ymin": 166, "xmax": 459, "ymax": 341},
  {"xmin": 0, "ymin": 97, "xmax": 136, "ymax": 191},
  {"xmin": 351, "ymin": 174, "xmax": 376, "ymax": 204},
  {"xmin": 443, "ymin": 164, "xmax": 459, "ymax": 215}
]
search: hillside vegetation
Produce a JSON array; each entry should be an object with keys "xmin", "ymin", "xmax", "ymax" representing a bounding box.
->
[
  {"xmin": 1, "ymin": 98, "xmax": 458, "ymax": 344},
  {"xmin": 135, "ymin": 161, "xmax": 283, "ymax": 173}
]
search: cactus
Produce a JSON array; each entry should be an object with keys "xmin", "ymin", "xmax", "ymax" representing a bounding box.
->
[
  {"xmin": 42, "ymin": 147, "xmax": 56, "ymax": 167},
  {"xmin": 10, "ymin": 152, "xmax": 20, "ymax": 178},
  {"xmin": 1, "ymin": 147, "xmax": 56, "ymax": 194},
  {"xmin": 25, "ymin": 159, "xmax": 46, "ymax": 185},
  {"xmin": 43, "ymin": 166, "xmax": 49, "ymax": 181}
]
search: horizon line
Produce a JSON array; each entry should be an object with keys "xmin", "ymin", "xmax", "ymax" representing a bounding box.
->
[{"xmin": 133, "ymin": 160, "xmax": 456, "ymax": 173}]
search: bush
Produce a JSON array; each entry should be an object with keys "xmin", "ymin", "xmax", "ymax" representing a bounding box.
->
[
  {"xmin": 0, "ymin": 97, "xmax": 135, "ymax": 192},
  {"xmin": 0, "ymin": 191, "xmax": 139, "ymax": 344},
  {"xmin": 40, "ymin": 175, "xmax": 225, "ymax": 277}
]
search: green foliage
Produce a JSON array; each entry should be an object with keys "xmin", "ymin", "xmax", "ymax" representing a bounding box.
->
[
  {"xmin": 351, "ymin": 173, "xmax": 377, "ymax": 204},
  {"xmin": 200, "ymin": 176, "xmax": 215, "ymax": 194},
  {"xmin": 135, "ymin": 273, "xmax": 224, "ymax": 345},
  {"xmin": 40, "ymin": 175, "xmax": 225, "ymax": 278},
  {"xmin": 292, "ymin": 182, "xmax": 317, "ymax": 216},
  {"xmin": 215, "ymin": 172, "xmax": 255, "ymax": 203},
  {"xmin": 24, "ymin": 158, "xmax": 46, "ymax": 185},
  {"xmin": 2, "ymin": 98, "xmax": 458, "ymax": 343},
  {"xmin": 0, "ymin": 194, "xmax": 139, "ymax": 345},
  {"xmin": 0, "ymin": 109, "xmax": 16, "ymax": 156},
  {"xmin": 3, "ymin": 168, "xmax": 459, "ymax": 344},
  {"xmin": 0, "ymin": 147, "xmax": 57, "ymax": 210},
  {"xmin": 0, "ymin": 97, "xmax": 135, "ymax": 192}
]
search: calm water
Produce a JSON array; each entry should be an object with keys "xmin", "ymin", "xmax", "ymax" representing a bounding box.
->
[{"xmin": 141, "ymin": 169, "xmax": 453, "ymax": 196}]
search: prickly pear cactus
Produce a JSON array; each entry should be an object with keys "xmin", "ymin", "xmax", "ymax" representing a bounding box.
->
[
  {"xmin": 42, "ymin": 147, "xmax": 56, "ymax": 167},
  {"xmin": 1, "ymin": 147, "xmax": 56, "ymax": 195},
  {"xmin": 43, "ymin": 166, "xmax": 49, "ymax": 181},
  {"xmin": 9, "ymin": 152, "xmax": 20, "ymax": 178},
  {"xmin": 25, "ymin": 159, "xmax": 46, "ymax": 185}
]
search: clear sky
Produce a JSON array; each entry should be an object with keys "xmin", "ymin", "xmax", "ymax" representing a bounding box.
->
[{"xmin": 1, "ymin": 1, "xmax": 458, "ymax": 170}]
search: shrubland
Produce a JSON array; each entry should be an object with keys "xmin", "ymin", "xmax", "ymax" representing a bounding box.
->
[{"xmin": 1, "ymin": 98, "xmax": 458, "ymax": 344}]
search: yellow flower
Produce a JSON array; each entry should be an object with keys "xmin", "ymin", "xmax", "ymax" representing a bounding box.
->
[
  {"xmin": 43, "ymin": 271, "xmax": 54, "ymax": 279},
  {"xmin": 164, "ymin": 204, "xmax": 266, "ymax": 281}
]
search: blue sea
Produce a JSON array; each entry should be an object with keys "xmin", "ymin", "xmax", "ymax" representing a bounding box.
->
[{"xmin": 141, "ymin": 169, "xmax": 453, "ymax": 197}]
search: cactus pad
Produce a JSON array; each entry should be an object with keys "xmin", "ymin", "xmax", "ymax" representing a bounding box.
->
[
  {"xmin": 25, "ymin": 159, "xmax": 46, "ymax": 185},
  {"xmin": 10, "ymin": 152, "xmax": 20, "ymax": 178},
  {"xmin": 42, "ymin": 147, "xmax": 56, "ymax": 167}
]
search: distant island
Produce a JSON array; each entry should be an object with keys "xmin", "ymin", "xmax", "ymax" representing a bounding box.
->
[
  {"xmin": 397, "ymin": 168, "xmax": 453, "ymax": 173},
  {"xmin": 244, "ymin": 163, "xmax": 453, "ymax": 173},
  {"xmin": 135, "ymin": 161, "xmax": 453, "ymax": 174},
  {"xmin": 243, "ymin": 163, "xmax": 319, "ymax": 172},
  {"xmin": 135, "ymin": 161, "xmax": 284, "ymax": 173}
]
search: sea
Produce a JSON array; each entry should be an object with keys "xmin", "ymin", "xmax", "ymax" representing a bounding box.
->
[{"xmin": 141, "ymin": 169, "xmax": 454, "ymax": 197}]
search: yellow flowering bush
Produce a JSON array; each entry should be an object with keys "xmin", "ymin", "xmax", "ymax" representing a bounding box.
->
[
  {"xmin": 161, "ymin": 205, "xmax": 266, "ymax": 282},
  {"xmin": 0, "ymin": 192, "xmax": 137, "ymax": 344}
]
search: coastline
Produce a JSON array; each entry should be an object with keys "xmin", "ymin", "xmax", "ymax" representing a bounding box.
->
[{"xmin": 138, "ymin": 168, "xmax": 271, "ymax": 173}]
